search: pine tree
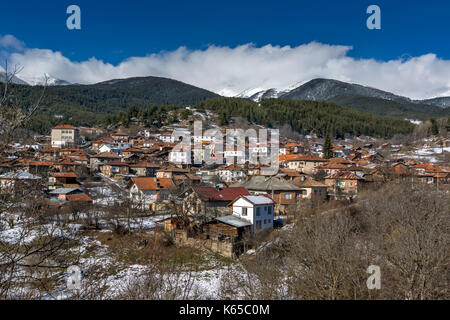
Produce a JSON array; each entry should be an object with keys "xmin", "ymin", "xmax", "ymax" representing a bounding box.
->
[
  {"xmin": 218, "ymin": 112, "xmax": 228, "ymax": 126},
  {"xmin": 323, "ymin": 131, "xmax": 334, "ymax": 159},
  {"xmin": 430, "ymin": 118, "xmax": 439, "ymax": 136}
]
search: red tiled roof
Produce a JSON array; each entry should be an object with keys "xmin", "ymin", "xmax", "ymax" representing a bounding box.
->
[
  {"xmin": 103, "ymin": 161, "xmax": 129, "ymax": 166},
  {"xmin": 53, "ymin": 125, "xmax": 75, "ymax": 129},
  {"xmin": 130, "ymin": 162, "xmax": 161, "ymax": 168},
  {"xmin": 193, "ymin": 186, "xmax": 250, "ymax": 202},
  {"xmin": 66, "ymin": 193, "xmax": 92, "ymax": 202},
  {"xmin": 326, "ymin": 171, "xmax": 364, "ymax": 180},
  {"xmin": 22, "ymin": 161, "xmax": 53, "ymax": 167},
  {"xmin": 157, "ymin": 178, "xmax": 177, "ymax": 190},
  {"xmin": 51, "ymin": 172, "xmax": 77, "ymax": 178},
  {"xmin": 92, "ymin": 152, "xmax": 120, "ymax": 159},
  {"xmin": 280, "ymin": 154, "xmax": 327, "ymax": 162},
  {"xmin": 131, "ymin": 177, "xmax": 176, "ymax": 191},
  {"xmin": 57, "ymin": 159, "xmax": 79, "ymax": 165}
]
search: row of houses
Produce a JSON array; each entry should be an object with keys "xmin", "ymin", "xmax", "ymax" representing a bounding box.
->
[{"xmin": 1, "ymin": 123, "xmax": 448, "ymax": 258}]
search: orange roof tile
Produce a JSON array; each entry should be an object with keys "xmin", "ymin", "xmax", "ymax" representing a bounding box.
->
[
  {"xmin": 66, "ymin": 193, "xmax": 92, "ymax": 202},
  {"xmin": 53, "ymin": 125, "xmax": 75, "ymax": 129}
]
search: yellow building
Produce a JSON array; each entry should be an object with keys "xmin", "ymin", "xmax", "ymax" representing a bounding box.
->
[{"xmin": 51, "ymin": 125, "xmax": 80, "ymax": 148}]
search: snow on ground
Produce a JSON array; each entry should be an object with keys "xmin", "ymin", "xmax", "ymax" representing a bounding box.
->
[
  {"xmin": 0, "ymin": 222, "xmax": 80, "ymax": 244},
  {"xmin": 414, "ymin": 147, "xmax": 450, "ymax": 155}
]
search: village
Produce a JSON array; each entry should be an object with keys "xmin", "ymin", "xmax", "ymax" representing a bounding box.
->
[
  {"xmin": 2, "ymin": 0, "xmax": 450, "ymax": 305},
  {"xmin": 0, "ymin": 111, "xmax": 448, "ymax": 266}
]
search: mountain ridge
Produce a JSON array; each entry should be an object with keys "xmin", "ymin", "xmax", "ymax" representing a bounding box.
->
[{"xmin": 236, "ymin": 78, "xmax": 450, "ymax": 120}]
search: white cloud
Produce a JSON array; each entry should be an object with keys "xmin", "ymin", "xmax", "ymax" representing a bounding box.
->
[
  {"xmin": 0, "ymin": 35, "xmax": 25, "ymax": 51},
  {"xmin": 4, "ymin": 38, "xmax": 450, "ymax": 100}
]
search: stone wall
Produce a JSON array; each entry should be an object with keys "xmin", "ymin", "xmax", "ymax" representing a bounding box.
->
[{"xmin": 174, "ymin": 230, "xmax": 236, "ymax": 258}]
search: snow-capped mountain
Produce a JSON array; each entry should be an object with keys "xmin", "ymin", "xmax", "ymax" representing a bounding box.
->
[
  {"xmin": 234, "ymin": 81, "xmax": 309, "ymax": 102},
  {"xmin": 21, "ymin": 73, "xmax": 72, "ymax": 86},
  {"xmin": 0, "ymin": 72, "xmax": 29, "ymax": 85}
]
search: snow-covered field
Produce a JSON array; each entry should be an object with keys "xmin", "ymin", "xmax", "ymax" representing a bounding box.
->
[
  {"xmin": 395, "ymin": 145, "xmax": 449, "ymax": 164},
  {"xmin": 0, "ymin": 209, "xmax": 236, "ymax": 300}
]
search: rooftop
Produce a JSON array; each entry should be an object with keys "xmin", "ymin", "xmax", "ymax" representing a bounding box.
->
[
  {"xmin": 231, "ymin": 176, "xmax": 301, "ymax": 191},
  {"xmin": 216, "ymin": 215, "xmax": 253, "ymax": 228},
  {"xmin": 193, "ymin": 186, "xmax": 250, "ymax": 202}
]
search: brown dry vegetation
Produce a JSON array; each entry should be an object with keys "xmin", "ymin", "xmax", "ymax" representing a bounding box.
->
[{"xmin": 220, "ymin": 182, "xmax": 449, "ymax": 300}]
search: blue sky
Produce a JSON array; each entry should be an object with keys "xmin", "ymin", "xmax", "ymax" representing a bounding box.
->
[
  {"xmin": 1, "ymin": 0, "xmax": 450, "ymax": 99},
  {"xmin": 2, "ymin": 0, "xmax": 449, "ymax": 63}
]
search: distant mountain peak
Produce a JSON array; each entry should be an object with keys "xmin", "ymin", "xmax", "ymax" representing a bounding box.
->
[
  {"xmin": 0, "ymin": 71, "xmax": 29, "ymax": 85},
  {"xmin": 231, "ymin": 78, "xmax": 450, "ymax": 120},
  {"xmin": 21, "ymin": 73, "xmax": 72, "ymax": 86}
]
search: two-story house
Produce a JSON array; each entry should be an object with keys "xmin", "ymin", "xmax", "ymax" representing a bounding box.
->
[{"xmin": 227, "ymin": 195, "xmax": 275, "ymax": 234}]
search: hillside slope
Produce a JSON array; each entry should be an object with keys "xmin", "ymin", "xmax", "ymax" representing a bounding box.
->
[
  {"xmin": 197, "ymin": 97, "xmax": 415, "ymax": 138},
  {"xmin": 8, "ymin": 76, "xmax": 218, "ymax": 133},
  {"xmin": 257, "ymin": 78, "xmax": 450, "ymax": 120}
]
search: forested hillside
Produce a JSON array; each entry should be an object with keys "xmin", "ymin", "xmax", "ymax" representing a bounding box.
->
[
  {"xmin": 7, "ymin": 77, "xmax": 218, "ymax": 133},
  {"xmin": 330, "ymin": 95, "xmax": 450, "ymax": 120},
  {"xmin": 197, "ymin": 97, "xmax": 416, "ymax": 138}
]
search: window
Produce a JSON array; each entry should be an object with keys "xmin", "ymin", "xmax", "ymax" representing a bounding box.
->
[
  {"xmin": 264, "ymin": 206, "xmax": 268, "ymax": 212},
  {"xmin": 256, "ymin": 221, "xmax": 262, "ymax": 230},
  {"xmin": 264, "ymin": 219, "xmax": 267, "ymax": 224},
  {"xmin": 268, "ymin": 206, "xmax": 272, "ymax": 215},
  {"xmin": 256, "ymin": 207, "xmax": 261, "ymax": 216},
  {"xmin": 284, "ymin": 193, "xmax": 292, "ymax": 200},
  {"xmin": 242, "ymin": 207, "xmax": 247, "ymax": 216}
]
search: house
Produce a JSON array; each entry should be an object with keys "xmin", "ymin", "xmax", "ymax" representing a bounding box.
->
[
  {"xmin": 183, "ymin": 186, "xmax": 250, "ymax": 221},
  {"xmin": 98, "ymin": 161, "xmax": 130, "ymax": 177},
  {"xmin": 169, "ymin": 150, "xmax": 190, "ymax": 165},
  {"xmin": 92, "ymin": 138, "xmax": 114, "ymax": 152},
  {"xmin": 16, "ymin": 160, "xmax": 53, "ymax": 176},
  {"xmin": 111, "ymin": 131, "xmax": 130, "ymax": 143},
  {"xmin": 313, "ymin": 163, "xmax": 350, "ymax": 176},
  {"xmin": 89, "ymin": 152, "xmax": 121, "ymax": 170},
  {"xmin": 36, "ymin": 147, "xmax": 60, "ymax": 161},
  {"xmin": 228, "ymin": 195, "xmax": 275, "ymax": 234},
  {"xmin": 66, "ymin": 193, "xmax": 93, "ymax": 204},
  {"xmin": 292, "ymin": 176, "xmax": 328, "ymax": 199},
  {"xmin": 156, "ymin": 167, "xmax": 189, "ymax": 179},
  {"xmin": 324, "ymin": 171, "xmax": 366, "ymax": 199},
  {"xmin": 284, "ymin": 142, "xmax": 304, "ymax": 154},
  {"xmin": 98, "ymin": 144, "xmax": 123, "ymax": 155},
  {"xmin": 0, "ymin": 170, "xmax": 41, "ymax": 193},
  {"xmin": 53, "ymin": 159, "xmax": 80, "ymax": 173},
  {"xmin": 280, "ymin": 154, "xmax": 328, "ymax": 174},
  {"xmin": 192, "ymin": 129, "xmax": 220, "ymax": 144},
  {"xmin": 217, "ymin": 164, "xmax": 246, "ymax": 182},
  {"xmin": 230, "ymin": 176, "xmax": 301, "ymax": 212},
  {"xmin": 159, "ymin": 132, "xmax": 177, "ymax": 143},
  {"xmin": 49, "ymin": 187, "xmax": 83, "ymax": 201},
  {"xmin": 277, "ymin": 169, "xmax": 306, "ymax": 182},
  {"xmin": 247, "ymin": 164, "xmax": 273, "ymax": 176},
  {"xmin": 48, "ymin": 172, "xmax": 79, "ymax": 190},
  {"xmin": 128, "ymin": 177, "xmax": 176, "ymax": 210},
  {"xmin": 130, "ymin": 162, "xmax": 160, "ymax": 177},
  {"xmin": 51, "ymin": 125, "xmax": 80, "ymax": 148}
]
